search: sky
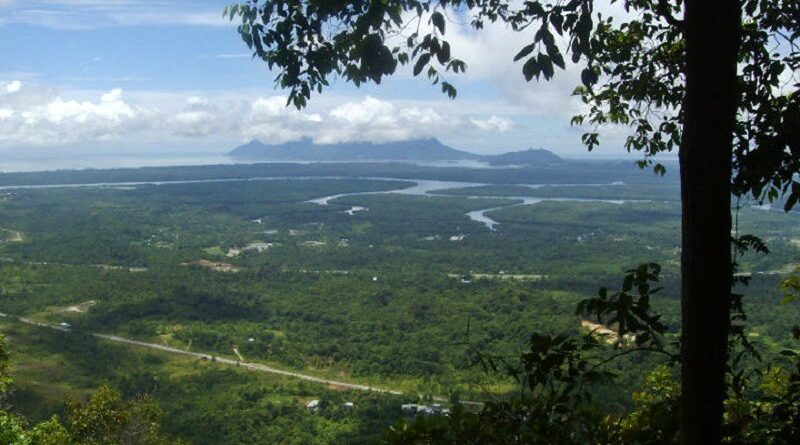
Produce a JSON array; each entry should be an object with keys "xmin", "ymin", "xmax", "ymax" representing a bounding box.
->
[{"xmin": 0, "ymin": 0, "xmax": 633, "ymax": 159}]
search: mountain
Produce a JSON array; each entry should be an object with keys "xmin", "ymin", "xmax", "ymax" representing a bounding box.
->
[
  {"xmin": 228, "ymin": 138, "xmax": 482, "ymax": 162},
  {"xmin": 227, "ymin": 138, "xmax": 563, "ymax": 165},
  {"xmin": 483, "ymin": 148, "xmax": 563, "ymax": 166}
]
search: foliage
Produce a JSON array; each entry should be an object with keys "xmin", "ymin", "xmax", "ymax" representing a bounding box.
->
[
  {"xmin": 576, "ymin": 263, "xmax": 669, "ymax": 351},
  {"xmin": 1, "ymin": 170, "xmax": 798, "ymax": 443},
  {"xmin": 0, "ymin": 412, "xmax": 69, "ymax": 445},
  {"xmin": 781, "ymin": 272, "xmax": 800, "ymax": 305},
  {"xmin": 64, "ymin": 386, "xmax": 178, "ymax": 445},
  {"xmin": 0, "ymin": 334, "xmax": 181, "ymax": 445},
  {"xmin": 606, "ymin": 366, "xmax": 680, "ymax": 445},
  {"xmin": 756, "ymin": 345, "xmax": 800, "ymax": 444},
  {"xmin": 385, "ymin": 264, "xmax": 671, "ymax": 444},
  {"xmin": 228, "ymin": 0, "xmax": 798, "ymax": 207},
  {"xmin": 0, "ymin": 335, "xmax": 11, "ymax": 395},
  {"xmin": 382, "ymin": 264, "xmax": 800, "ymax": 444},
  {"xmin": 225, "ymin": 1, "xmax": 799, "ymax": 441}
]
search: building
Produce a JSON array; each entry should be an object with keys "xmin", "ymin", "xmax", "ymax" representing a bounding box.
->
[{"xmin": 306, "ymin": 400, "xmax": 320, "ymax": 412}]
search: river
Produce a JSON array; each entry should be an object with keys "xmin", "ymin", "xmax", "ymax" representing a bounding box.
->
[{"xmin": 0, "ymin": 174, "xmax": 635, "ymax": 231}]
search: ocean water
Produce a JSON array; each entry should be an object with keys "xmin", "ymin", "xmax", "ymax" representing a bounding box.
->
[
  {"xmin": 0, "ymin": 154, "xmax": 501, "ymax": 173},
  {"xmin": 0, "ymin": 153, "xmax": 237, "ymax": 173}
]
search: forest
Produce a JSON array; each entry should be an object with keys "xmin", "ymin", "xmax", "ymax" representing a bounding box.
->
[{"xmin": 0, "ymin": 165, "xmax": 798, "ymax": 443}]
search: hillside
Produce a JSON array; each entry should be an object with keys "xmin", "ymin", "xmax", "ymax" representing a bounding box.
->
[
  {"xmin": 227, "ymin": 138, "xmax": 563, "ymax": 165},
  {"xmin": 228, "ymin": 138, "xmax": 482, "ymax": 162},
  {"xmin": 484, "ymin": 148, "xmax": 563, "ymax": 166}
]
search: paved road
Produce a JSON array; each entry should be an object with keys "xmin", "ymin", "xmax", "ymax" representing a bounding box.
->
[
  {"xmin": 8, "ymin": 315, "xmax": 484, "ymax": 405},
  {"xmin": 6, "ymin": 313, "xmax": 483, "ymax": 406},
  {"xmin": 92, "ymin": 332, "xmax": 404, "ymax": 394}
]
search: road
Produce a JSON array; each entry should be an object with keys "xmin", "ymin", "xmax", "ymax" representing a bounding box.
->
[
  {"xmin": 92, "ymin": 333, "xmax": 403, "ymax": 394},
  {"xmin": 7, "ymin": 314, "xmax": 402, "ymax": 394},
  {"xmin": 8, "ymin": 314, "xmax": 483, "ymax": 405}
]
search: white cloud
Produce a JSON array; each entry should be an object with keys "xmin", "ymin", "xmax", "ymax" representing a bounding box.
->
[
  {"xmin": 106, "ymin": 11, "xmax": 229, "ymax": 27},
  {"xmin": 0, "ymin": 82, "xmax": 149, "ymax": 146},
  {"xmin": 242, "ymin": 95, "xmax": 460, "ymax": 144},
  {"xmin": 471, "ymin": 116, "xmax": 513, "ymax": 132},
  {"xmin": 208, "ymin": 54, "xmax": 252, "ymax": 59},
  {"xmin": 0, "ymin": 83, "xmax": 516, "ymax": 149},
  {"xmin": 243, "ymin": 96, "xmax": 322, "ymax": 142},
  {"xmin": 3, "ymin": 80, "xmax": 22, "ymax": 93},
  {"xmin": 439, "ymin": 19, "xmax": 585, "ymax": 119},
  {"xmin": 0, "ymin": 1, "xmax": 232, "ymax": 29},
  {"xmin": 316, "ymin": 96, "xmax": 461, "ymax": 144},
  {"xmin": 165, "ymin": 96, "xmax": 241, "ymax": 138}
]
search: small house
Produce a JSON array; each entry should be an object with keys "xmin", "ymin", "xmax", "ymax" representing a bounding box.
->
[{"xmin": 306, "ymin": 399, "xmax": 320, "ymax": 412}]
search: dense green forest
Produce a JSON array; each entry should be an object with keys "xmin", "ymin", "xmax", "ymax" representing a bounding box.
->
[
  {"xmin": 0, "ymin": 166, "xmax": 797, "ymax": 443},
  {"xmin": 0, "ymin": 159, "xmax": 674, "ymax": 188}
]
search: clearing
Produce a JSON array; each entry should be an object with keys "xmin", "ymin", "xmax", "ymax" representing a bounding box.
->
[
  {"xmin": 0, "ymin": 228, "xmax": 24, "ymax": 243},
  {"xmin": 581, "ymin": 320, "xmax": 634, "ymax": 345},
  {"xmin": 184, "ymin": 259, "xmax": 240, "ymax": 273},
  {"xmin": 448, "ymin": 273, "xmax": 547, "ymax": 281},
  {"xmin": 62, "ymin": 300, "xmax": 97, "ymax": 314}
]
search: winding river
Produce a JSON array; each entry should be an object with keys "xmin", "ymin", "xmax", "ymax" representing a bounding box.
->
[
  {"xmin": 306, "ymin": 178, "xmax": 636, "ymax": 230},
  {"xmin": 0, "ymin": 175, "xmax": 637, "ymax": 231}
]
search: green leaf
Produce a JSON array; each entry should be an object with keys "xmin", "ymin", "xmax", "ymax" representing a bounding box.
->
[
  {"xmin": 784, "ymin": 190, "xmax": 799, "ymax": 211},
  {"xmin": 442, "ymin": 81, "xmax": 457, "ymax": 99},
  {"xmin": 413, "ymin": 53, "xmax": 431, "ymax": 76},
  {"xmin": 522, "ymin": 57, "xmax": 539, "ymax": 81},
  {"xmin": 514, "ymin": 44, "xmax": 536, "ymax": 62},
  {"xmin": 539, "ymin": 53, "xmax": 554, "ymax": 79},
  {"xmin": 552, "ymin": 52, "xmax": 565, "ymax": 69},
  {"xmin": 581, "ymin": 68, "xmax": 598, "ymax": 87},
  {"xmin": 431, "ymin": 11, "xmax": 446, "ymax": 34},
  {"xmin": 437, "ymin": 41, "xmax": 451, "ymax": 64}
]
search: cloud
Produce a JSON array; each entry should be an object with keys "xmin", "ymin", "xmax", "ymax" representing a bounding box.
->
[
  {"xmin": 439, "ymin": 20, "xmax": 585, "ymax": 119},
  {"xmin": 106, "ymin": 11, "xmax": 229, "ymax": 27},
  {"xmin": 471, "ymin": 116, "xmax": 513, "ymax": 133},
  {"xmin": 0, "ymin": 83, "xmax": 516, "ymax": 149},
  {"xmin": 208, "ymin": 54, "xmax": 252, "ymax": 59},
  {"xmin": 243, "ymin": 96, "xmax": 322, "ymax": 142},
  {"xmin": 244, "ymin": 96, "xmax": 466, "ymax": 144},
  {"xmin": 0, "ymin": 82, "xmax": 149, "ymax": 146},
  {"xmin": 316, "ymin": 96, "xmax": 458, "ymax": 143},
  {"xmin": 0, "ymin": 1, "xmax": 232, "ymax": 29},
  {"xmin": 2, "ymin": 80, "xmax": 21, "ymax": 93},
  {"xmin": 166, "ymin": 96, "xmax": 241, "ymax": 138}
]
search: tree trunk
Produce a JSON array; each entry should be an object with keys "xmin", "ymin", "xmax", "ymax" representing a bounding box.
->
[{"xmin": 679, "ymin": 1, "xmax": 741, "ymax": 444}]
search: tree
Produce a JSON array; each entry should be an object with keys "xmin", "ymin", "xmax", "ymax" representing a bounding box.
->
[
  {"xmin": 0, "ymin": 335, "xmax": 182, "ymax": 445},
  {"xmin": 65, "ymin": 386, "xmax": 177, "ymax": 445},
  {"xmin": 226, "ymin": 1, "xmax": 799, "ymax": 443}
]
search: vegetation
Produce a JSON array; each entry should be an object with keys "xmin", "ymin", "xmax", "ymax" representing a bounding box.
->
[
  {"xmin": 228, "ymin": 0, "xmax": 799, "ymax": 441},
  {"xmin": 0, "ymin": 332, "xmax": 183, "ymax": 445},
  {"xmin": 0, "ymin": 170, "xmax": 798, "ymax": 443}
]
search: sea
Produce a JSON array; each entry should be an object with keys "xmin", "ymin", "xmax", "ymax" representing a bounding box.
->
[{"xmin": 0, "ymin": 152, "xmax": 507, "ymax": 174}]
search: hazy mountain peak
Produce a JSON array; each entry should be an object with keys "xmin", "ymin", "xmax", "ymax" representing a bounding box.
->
[
  {"xmin": 228, "ymin": 138, "xmax": 562, "ymax": 165},
  {"xmin": 228, "ymin": 138, "xmax": 481, "ymax": 162}
]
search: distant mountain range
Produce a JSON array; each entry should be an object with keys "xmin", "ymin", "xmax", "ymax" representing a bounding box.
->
[{"xmin": 227, "ymin": 138, "xmax": 562, "ymax": 166}]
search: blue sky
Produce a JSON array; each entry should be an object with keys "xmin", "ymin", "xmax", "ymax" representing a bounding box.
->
[{"xmin": 0, "ymin": 0, "xmax": 630, "ymax": 158}]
